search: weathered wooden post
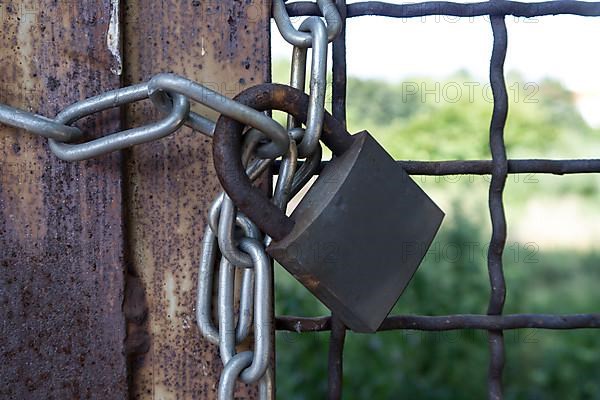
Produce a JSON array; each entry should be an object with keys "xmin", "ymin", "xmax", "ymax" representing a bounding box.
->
[
  {"xmin": 123, "ymin": 1, "xmax": 271, "ymax": 399},
  {"xmin": 0, "ymin": 1, "xmax": 128, "ymax": 398},
  {"xmin": 0, "ymin": 1, "xmax": 271, "ymax": 398}
]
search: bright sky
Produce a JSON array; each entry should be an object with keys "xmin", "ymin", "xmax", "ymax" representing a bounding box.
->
[{"xmin": 271, "ymin": 2, "xmax": 600, "ymax": 125}]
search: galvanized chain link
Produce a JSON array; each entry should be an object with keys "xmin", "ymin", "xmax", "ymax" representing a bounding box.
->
[
  {"xmin": 198, "ymin": 123, "xmax": 321, "ymax": 399},
  {"xmin": 272, "ymin": 0, "xmax": 342, "ymax": 46},
  {"xmin": 289, "ymin": 17, "xmax": 328, "ymax": 158}
]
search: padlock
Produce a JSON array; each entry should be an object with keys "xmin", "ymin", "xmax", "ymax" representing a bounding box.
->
[{"xmin": 213, "ymin": 84, "xmax": 444, "ymax": 333}]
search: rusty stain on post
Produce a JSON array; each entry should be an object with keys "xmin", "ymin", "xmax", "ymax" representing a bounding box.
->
[
  {"xmin": 0, "ymin": 1, "xmax": 128, "ymax": 398},
  {"xmin": 122, "ymin": 1, "xmax": 271, "ymax": 398}
]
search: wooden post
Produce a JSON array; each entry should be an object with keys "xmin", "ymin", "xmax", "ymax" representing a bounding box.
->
[
  {"xmin": 122, "ymin": 1, "xmax": 271, "ymax": 398},
  {"xmin": 0, "ymin": 1, "xmax": 128, "ymax": 398}
]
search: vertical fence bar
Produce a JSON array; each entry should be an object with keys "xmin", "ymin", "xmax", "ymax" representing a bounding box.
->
[
  {"xmin": 328, "ymin": 2, "xmax": 348, "ymax": 399},
  {"xmin": 332, "ymin": 0, "xmax": 348, "ymax": 128},
  {"xmin": 487, "ymin": 12, "xmax": 509, "ymax": 400},
  {"xmin": 328, "ymin": 316, "xmax": 347, "ymax": 399}
]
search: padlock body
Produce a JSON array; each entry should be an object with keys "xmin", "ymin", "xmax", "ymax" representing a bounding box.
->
[{"xmin": 267, "ymin": 131, "xmax": 444, "ymax": 332}]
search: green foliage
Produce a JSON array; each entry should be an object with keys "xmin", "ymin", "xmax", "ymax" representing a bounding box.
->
[
  {"xmin": 272, "ymin": 59, "xmax": 600, "ymax": 398},
  {"xmin": 275, "ymin": 208, "xmax": 600, "ymax": 399},
  {"xmin": 272, "ymin": 59, "xmax": 599, "ymax": 161}
]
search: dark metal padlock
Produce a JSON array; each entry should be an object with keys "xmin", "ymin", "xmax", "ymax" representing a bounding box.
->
[{"xmin": 213, "ymin": 84, "xmax": 444, "ymax": 332}]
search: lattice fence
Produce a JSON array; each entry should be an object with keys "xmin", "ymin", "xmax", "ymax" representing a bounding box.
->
[{"xmin": 274, "ymin": 1, "xmax": 600, "ymax": 399}]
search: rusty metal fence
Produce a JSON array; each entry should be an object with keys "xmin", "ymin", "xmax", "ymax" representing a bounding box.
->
[{"xmin": 274, "ymin": 1, "xmax": 600, "ymax": 399}]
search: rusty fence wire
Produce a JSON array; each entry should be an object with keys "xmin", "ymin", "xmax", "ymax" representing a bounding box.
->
[{"xmin": 273, "ymin": 1, "xmax": 600, "ymax": 399}]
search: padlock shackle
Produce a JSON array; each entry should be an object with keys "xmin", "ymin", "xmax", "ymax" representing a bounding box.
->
[{"xmin": 213, "ymin": 83, "xmax": 353, "ymax": 241}]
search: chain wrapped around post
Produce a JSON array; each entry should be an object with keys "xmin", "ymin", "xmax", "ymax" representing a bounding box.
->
[
  {"xmin": 0, "ymin": 1, "xmax": 342, "ymax": 398},
  {"xmin": 3, "ymin": 2, "xmax": 600, "ymax": 400},
  {"xmin": 195, "ymin": 2, "xmax": 341, "ymax": 398}
]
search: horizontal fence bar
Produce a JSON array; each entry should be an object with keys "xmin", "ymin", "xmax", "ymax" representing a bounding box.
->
[
  {"xmin": 273, "ymin": 159, "xmax": 600, "ymax": 175},
  {"xmin": 287, "ymin": 1, "xmax": 600, "ymax": 18},
  {"xmin": 276, "ymin": 313, "xmax": 600, "ymax": 332}
]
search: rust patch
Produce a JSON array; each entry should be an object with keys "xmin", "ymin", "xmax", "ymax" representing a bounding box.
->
[{"xmin": 0, "ymin": 1, "xmax": 127, "ymax": 398}]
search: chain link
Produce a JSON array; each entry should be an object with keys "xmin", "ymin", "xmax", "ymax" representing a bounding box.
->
[
  {"xmin": 290, "ymin": 17, "xmax": 328, "ymax": 157},
  {"xmin": 273, "ymin": 0, "xmax": 342, "ymax": 46},
  {"xmin": 49, "ymin": 83, "xmax": 190, "ymax": 161}
]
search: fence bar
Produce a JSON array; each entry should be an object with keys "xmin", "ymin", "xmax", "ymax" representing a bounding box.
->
[
  {"xmin": 328, "ymin": 316, "xmax": 347, "ymax": 400},
  {"xmin": 276, "ymin": 313, "xmax": 600, "ymax": 332},
  {"xmin": 328, "ymin": 3, "xmax": 348, "ymax": 398},
  {"xmin": 486, "ymin": 11, "xmax": 509, "ymax": 400},
  {"xmin": 287, "ymin": 1, "xmax": 600, "ymax": 18},
  {"xmin": 276, "ymin": 1, "xmax": 600, "ymax": 398},
  {"xmin": 274, "ymin": 158, "xmax": 600, "ymax": 175}
]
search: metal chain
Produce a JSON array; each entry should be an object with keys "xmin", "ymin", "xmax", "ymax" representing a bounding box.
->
[
  {"xmin": 0, "ymin": 73, "xmax": 290, "ymax": 161},
  {"xmin": 195, "ymin": 0, "xmax": 340, "ymax": 389},
  {"xmin": 198, "ymin": 130, "xmax": 319, "ymax": 399},
  {"xmin": 0, "ymin": 2, "xmax": 342, "ymax": 398},
  {"xmin": 195, "ymin": 3, "xmax": 339, "ymax": 398}
]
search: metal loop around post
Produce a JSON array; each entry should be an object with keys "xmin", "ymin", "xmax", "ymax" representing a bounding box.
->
[
  {"xmin": 273, "ymin": 0, "xmax": 342, "ymax": 46},
  {"xmin": 48, "ymin": 83, "xmax": 189, "ymax": 161}
]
